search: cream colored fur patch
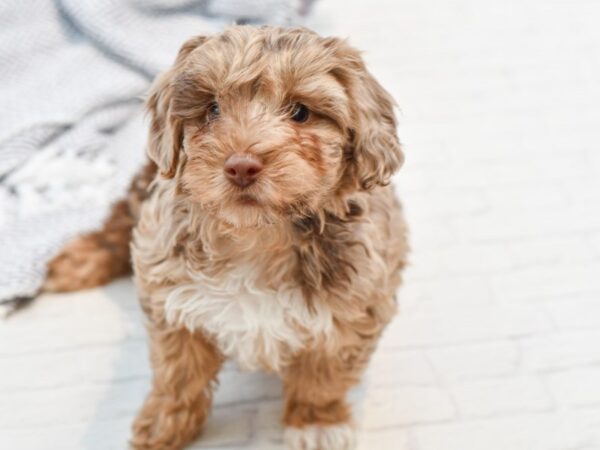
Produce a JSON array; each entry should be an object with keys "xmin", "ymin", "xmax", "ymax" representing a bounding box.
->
[{"xmin": 164, "ymin": 264, "xmax": 335, "ymax": 371}]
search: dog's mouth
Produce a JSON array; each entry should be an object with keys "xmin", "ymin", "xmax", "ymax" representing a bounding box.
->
[{"xmin": 236, "ymin": 194, "xmax": 260, "ymax": 207}]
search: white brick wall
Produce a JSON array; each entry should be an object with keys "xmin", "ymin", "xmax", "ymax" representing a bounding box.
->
[
  {"xmin": 363, "ymin": 386, "xmax": 456, "ymax": 428},
  {"xmin": 547, "ymin": 368, "xmax": 600, "ymax": 407},
  {"xmin": 2, "ymin": 0, "xmax": 600, "ymax": 449},
  {"xmin": 414, "ymin": 413, "xmax": 593, "ymax": 450},
  {"xmin": 450, "ymin": 376, "xmax": 553, "ymax": 418},
  {"xmin": 427, "ymin": 341, "xmax": 519, "ymax": 381}
]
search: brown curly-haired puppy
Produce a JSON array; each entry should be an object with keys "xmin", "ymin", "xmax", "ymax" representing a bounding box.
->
[{"xmin": 46, "ymin": 26, "xmax": 408, "ymax": 450}]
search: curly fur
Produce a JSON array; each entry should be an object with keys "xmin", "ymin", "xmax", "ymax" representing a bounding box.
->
[{"xmin": 46, "ymin": 25, "xmax": 408, "ymax": 450}]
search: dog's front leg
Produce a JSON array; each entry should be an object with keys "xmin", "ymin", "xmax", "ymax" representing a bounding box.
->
[
  {"xmin": 282, "ymin": 348, "xmax": 365, "ymax": 450},
  {"xmin": 130, "ymin": 324, "xmax": 222, "ymax": 450}
]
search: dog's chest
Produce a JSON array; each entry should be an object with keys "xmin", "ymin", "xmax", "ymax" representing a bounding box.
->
[{"xmin": 163, "ymin": 265, "xmax": 334, "ymax": 371}]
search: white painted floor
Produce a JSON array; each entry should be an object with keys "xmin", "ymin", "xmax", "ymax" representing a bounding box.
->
[{"xmin": 2, "ymin": 0, "xmax": 600, "ymax": 449}]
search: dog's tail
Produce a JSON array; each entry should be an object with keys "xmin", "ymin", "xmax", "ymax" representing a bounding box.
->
[{"xmin": 43, "ymin": 160, "xmax": 157, "ymax": 293}]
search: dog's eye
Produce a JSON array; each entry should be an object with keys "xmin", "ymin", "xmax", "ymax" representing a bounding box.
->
[
  {"xmin": 207, "ymin": 101, "xmax": 220, "ymax": 120},
  {"xmin": 290, "ymin": 103, "xmax": 309, "ymax": 123}
]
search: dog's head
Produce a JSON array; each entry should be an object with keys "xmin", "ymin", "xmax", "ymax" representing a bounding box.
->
[{"xmin": 147, "ymin": 26, "xmax": 403, "ymax": 227}]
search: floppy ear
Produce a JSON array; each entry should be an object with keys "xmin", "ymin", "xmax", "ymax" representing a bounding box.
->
[
  {"xmin": 146, "ymin": 35, "xmax": 207, "ymax": 178},
  {"xmin": 331, "ymin": 41, "xmax": 404, "ymax": 190}
]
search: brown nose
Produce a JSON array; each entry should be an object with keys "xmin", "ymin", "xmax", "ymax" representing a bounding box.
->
[{"xmin": 224, "ymin": 153, "xmax": 263, "ymax": 188}]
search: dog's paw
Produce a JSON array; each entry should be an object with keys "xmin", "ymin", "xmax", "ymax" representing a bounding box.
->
[
  {"xmin": 129, "ymin": 402, "xmax": 200, "ymax": 450},
  {"xmin": 284, "ymin": 423, "xmax": 356, "ymax": 450}
]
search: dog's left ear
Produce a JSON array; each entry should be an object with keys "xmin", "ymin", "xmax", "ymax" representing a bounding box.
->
[
  {"xmin": 330, "ymin": 39, "xmax": 404, "ymax": 190},
  {"xmin": 146, "ymin": 35, "xmax": 207, "ymax": 178}
]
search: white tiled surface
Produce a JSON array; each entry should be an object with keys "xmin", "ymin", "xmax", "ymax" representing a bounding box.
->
[{"xmin": 2, "ymin": 0, "xmax": 600, "ymax": 449}]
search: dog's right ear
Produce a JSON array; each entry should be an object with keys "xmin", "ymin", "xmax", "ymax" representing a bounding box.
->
[
  {"xmin": 146, "ymin": 36, "xmax": 207, "ymax": 178},
  {"xmin": 324, "ymin": 38, "xmax": 404, "ymax": 191}
]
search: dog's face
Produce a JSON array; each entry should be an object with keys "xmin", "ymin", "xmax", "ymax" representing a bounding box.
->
[{"xmin": 148, "ymin": 26, "xmax": 403, "ymax": 227}]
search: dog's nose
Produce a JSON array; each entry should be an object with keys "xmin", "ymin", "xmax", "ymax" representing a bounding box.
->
[{"xmin": 224, "ymin": 153, "xmax": 263, "ymax": 188}]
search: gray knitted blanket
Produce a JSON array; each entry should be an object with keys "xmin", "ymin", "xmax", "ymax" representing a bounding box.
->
[{"xmin": 0, "ymin": 0, "xmax": 311, "ymax": 307}]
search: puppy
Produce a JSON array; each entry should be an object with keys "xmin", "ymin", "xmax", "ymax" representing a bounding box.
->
[{"xmin": 45, "ymin": 26, "xmax": 408, "ymax": 450}]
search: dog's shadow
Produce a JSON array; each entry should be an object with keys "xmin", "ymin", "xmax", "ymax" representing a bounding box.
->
[{"xmin": 79, "ymin": 279, "xmax": 366, "ymax": 450}]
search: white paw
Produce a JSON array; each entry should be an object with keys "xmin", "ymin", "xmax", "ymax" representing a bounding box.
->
[{"xmin": 284, "ymin": 423, "xmax": 356, "ymax": 450}]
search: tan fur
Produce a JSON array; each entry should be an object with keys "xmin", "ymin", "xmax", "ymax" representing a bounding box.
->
[
  {"xmin": 46, "ymin": 25, "xmax": 408, "ymax": 450},
  {"xmin": 131, "ymin": 324, "xmax": 222, "ymax": 450}
]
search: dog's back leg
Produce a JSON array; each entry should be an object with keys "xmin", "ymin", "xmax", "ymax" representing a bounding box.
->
[{"xmin": 43, "ymin": 161, "xmax": 157, "ymax": 293}]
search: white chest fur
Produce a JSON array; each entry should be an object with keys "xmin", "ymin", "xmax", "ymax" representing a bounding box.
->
[{"xmin": 163, "ymin": 264, "xmax": 334, "ymax": 371}]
